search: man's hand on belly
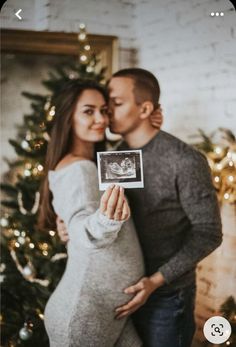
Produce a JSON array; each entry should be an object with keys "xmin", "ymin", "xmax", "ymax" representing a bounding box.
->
[{"xmin": 115, "ymin": 272, "xmax": 165, "ymax": 319}]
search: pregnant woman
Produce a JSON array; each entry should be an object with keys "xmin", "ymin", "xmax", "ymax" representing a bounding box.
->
[{"xmin": 38, "ymin": 80, "xmax": 145, "ymax": 347}]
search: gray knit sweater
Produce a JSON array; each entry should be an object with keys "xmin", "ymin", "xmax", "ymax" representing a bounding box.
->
[
  {"xmin": 119, "ymin": 130, "xmax": 222, "ymax": 293},
  {"xmin": 44, "ymin": 160, "xmax": 145, "ymax": 347}
]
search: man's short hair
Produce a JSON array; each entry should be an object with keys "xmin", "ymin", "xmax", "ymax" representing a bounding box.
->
[{"xmin": 112, "ymin": 68, "xmax": 160, "ymax": 109}]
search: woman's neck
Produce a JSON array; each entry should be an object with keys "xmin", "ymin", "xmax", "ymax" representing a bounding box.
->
[{"xmin": 70, "ymin": 139, "xmax": 94, "ymax": 160}]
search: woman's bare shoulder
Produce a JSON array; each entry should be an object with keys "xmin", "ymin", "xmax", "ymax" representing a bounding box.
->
[{"xmin": 55, "ymin": 154, "xmax": 87, "ymax": 171}]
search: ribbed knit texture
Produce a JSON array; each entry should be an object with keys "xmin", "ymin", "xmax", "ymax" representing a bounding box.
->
[{"xmin": 44, "ymin": 160, "xmax": 144, "ymax": 347}]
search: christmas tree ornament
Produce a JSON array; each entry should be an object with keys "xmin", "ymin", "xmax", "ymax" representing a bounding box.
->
[
  {"xmin": 19, "ymin": 323, "xmax": 33, "ymax": 340},
  {"xmin": 17, "ymin": 191, "xmax": 40, "ymax": 215}
]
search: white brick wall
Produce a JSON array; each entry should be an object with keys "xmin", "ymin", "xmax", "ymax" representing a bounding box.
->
[{"xmin": 134, "ymin": 0, "xmax": 236, "ymax": 141}]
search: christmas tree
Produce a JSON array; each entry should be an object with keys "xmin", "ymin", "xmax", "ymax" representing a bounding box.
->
[{"xmin": 0, "ymin": 25, "xmax": 106, "ymax": 347}]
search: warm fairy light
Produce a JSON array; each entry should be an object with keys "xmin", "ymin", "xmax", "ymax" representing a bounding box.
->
[
  {"xmin": 14, "ymin": 230, "xmax": 20, "ymax": 237},
  {"xmin": 78, "ymin": 32, "xmax": 86, "ymax": 41},
  {"xmin": 84, "ymin": 44, "xmax": 90, "ymax": 51},
  {"xmin": 32, "ymin": 168, "xmax": 38, "ymax": 176},
  {"xmin": 21, "ymin": 140, "xmax": 30, "ymax": 150},
  {"xmin": 17, "ymin": 237, "xmax": 26, "ymax": 245},
  {"xmin": 49, "ymin": 107, "xmax": 55, "ymax": 116},
  {"xmin": 39, "ymin": 243, "xmax": 48, "ymax": 251},
  {"xmin": 42, "ymin": 251, "xmax": 48, "ymax": 256},
  {"xmin": 24, "ymin": 169, "xmax": 31, "ymax": 177},
  {"xmin": 80, "ymin": 54, "xmax": 87, "ymax": 62},
  {"xmin": 0, "ymin": 217, "xmax": 9, "ymax": 227},
  {"xmin": 79, "ymin": 23, "xmax": 86, "ymax": 29},
  {"xmin": 214, "ymin": 146, "xmax": 223, "ymax": 154},
  {"xmin": 86, "ymin": 66, "xmax": 94, "ymax": 73},
  {"xmin": 42, "ymin": 243, "xmax": 48, "ymax": 250},
  {"xmin": 214, "ymin": 176, "xmax": 220, "ymax": 183},
  {"xmin": 49, "ymin": 230, "xmax": 56, "ymax": 236},
  {"xmin": 39, "ymin": 313, "xmax": 44, "ymax": 320},
  {"xmin": 224, "ymin": 193, "xmax": 230, "ymax": 200},
  {"xmin": 228, "ymin": 175, "xmax": 234, "ymax": 182},
  {"xmin": 15, "ymin": 242, "xmax": 20, "ymax": 248},
  {"xmin": 29, "ymin": 243, "xmax": 35, "ymax": 249},
  {"xmin": 21, "ymin": 231, "xmax": 26, "ymax": 237},
  {"xmin": 216, "ymin": 163, "xmax": 222, "ymax": 171},
  {"xmin": 37, "ymin": 164, "xmax": 43, "ymax": 171},
  {"xmin": 229, "ymin": 161, "xmax": 234, "ymax": 167},
  {"xmin": 226, "ymin": 341, "xmax": 231, "ymax": 345},
  {"xmin": 25, "ymin": 163, "xmax": 32, "ymax": 169}
]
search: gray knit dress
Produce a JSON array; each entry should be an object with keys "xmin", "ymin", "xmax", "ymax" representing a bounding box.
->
[{"xmin": 44, "ymin": 160, "xmax": 145, "ymax": 347}]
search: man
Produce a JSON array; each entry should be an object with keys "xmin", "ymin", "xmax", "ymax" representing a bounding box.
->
[{"xmin": 57, "ymin": 68, "xmax": 222, "ymax": 347}]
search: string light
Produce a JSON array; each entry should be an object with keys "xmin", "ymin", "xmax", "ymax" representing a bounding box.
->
[
  {"xmin": 21, "ymin": 140, "xmax": 30, "ymax": 150},
  {"xmin": 49, "ymin": 230, "xmax": 56, "ymax": 236},
  {"xmin": 78, "ymin": 32, "xmax": 86, "ymax": 41},
  {"xmin": 0, "ymin": 217, "xmax": 9, "ymax": 227},
  {"xmin": 80, "ymin": 54, "xmax": 87, "ymax": 62}
]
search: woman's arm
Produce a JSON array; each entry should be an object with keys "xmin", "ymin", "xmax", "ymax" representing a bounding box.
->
[{"xmin": 50, "ymin": 162, "xmax": 130, "ymax": 249}]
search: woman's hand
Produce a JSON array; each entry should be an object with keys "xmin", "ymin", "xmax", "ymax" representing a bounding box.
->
[
  {"xmin": 100, "ymin": 185, "xmax": 130, "ymax": 221},
  {"xmin": 150, "ymin": 104, "xmax": 164, "ymax": 129}
]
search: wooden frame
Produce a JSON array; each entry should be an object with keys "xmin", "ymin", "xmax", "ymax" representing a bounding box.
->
[{"xmin": 1, "ymin": 29, "xmax": 119, "ymax": 77}]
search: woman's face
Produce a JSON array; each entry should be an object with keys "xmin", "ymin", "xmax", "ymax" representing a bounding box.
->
[{"xmin": 72, "ymin": 89, "xmax": 109, "ymax": 143}]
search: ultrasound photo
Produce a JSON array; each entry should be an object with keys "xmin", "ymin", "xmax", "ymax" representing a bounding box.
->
[{"xmin": 97, "ymin": 150, "xmax": 144, "ymax": 190}]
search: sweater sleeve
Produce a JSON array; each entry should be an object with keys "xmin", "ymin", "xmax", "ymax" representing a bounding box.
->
[
  {"xmin": 49, "ymin": 161, "xmax": 124, "ymax": 249},
  {"xmin": 158, "ymin": 148, "xmax": 222, "ymax": 284}
]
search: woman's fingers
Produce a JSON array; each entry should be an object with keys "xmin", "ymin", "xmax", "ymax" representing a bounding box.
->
[
  {"xmin": 121, "ymin": 198, "xmax": 130, "ymax": 220},
  {"xmin": 100, "ymin": 184, "xmax": 115, "ymax": 213},
  {"xmin": 106, "ymin": 185, "xmax": 120, "ymax": 219},
  {"xmin": 114, "ymin": 187, "xmax": 125, "ymax": 221}
]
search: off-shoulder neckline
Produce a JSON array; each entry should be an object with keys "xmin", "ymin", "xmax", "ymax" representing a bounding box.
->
[{"xmin": 49, "ymin": 159, "xmax": 96, "ymax": 176}]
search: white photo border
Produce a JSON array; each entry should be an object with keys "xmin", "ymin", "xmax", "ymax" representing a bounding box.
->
[{"xmin": 97, "ymin": 150, "xmax": 144, "ymax": 190}]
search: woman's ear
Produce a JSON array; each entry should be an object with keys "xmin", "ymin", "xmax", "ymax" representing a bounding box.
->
[{"xmin": 139, "ymin": 101, "xmax": 154, "ymax": 120}]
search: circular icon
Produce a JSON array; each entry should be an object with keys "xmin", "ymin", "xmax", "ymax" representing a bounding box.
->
[{"xmin": 203, "ymin": 316, "xmax": 232, "ymax": 344}]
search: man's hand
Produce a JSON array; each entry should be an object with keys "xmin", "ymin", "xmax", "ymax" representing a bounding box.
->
[
  {"xmin": 150, "ymin": 104, "xmax": 163, "ymax": 129},
  {"xmin": 56, "ymin": 216, "xmax": 69, "ymax": 243},
  {"xmin": 115, "ymin": 272, "xmax": 165, "ymax": 319}
]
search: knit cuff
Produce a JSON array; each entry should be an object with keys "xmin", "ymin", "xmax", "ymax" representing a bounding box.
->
[{"xmin": 97, "ymin": 211, "xmax": 125, "ymax": 228}]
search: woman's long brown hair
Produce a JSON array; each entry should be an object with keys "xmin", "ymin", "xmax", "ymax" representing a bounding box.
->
[{"xmin": 38, "ymin": 80, "xmax": 108, "ymax": 231}]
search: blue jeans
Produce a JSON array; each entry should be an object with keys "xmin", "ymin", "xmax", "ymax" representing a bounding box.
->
[{"xmin": 132, "ymin": 284, "xmax": 196, "ymax": 347}]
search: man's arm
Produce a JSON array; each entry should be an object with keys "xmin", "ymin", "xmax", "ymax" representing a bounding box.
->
[{"xmin": 158, "ymin": 148, "xmax": 222, "ymax": 284}]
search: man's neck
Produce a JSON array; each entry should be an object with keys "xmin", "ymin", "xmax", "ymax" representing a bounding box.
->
[{"xmin": 123, "ymin": 123, "xmax": 160, "ymax": 149}]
